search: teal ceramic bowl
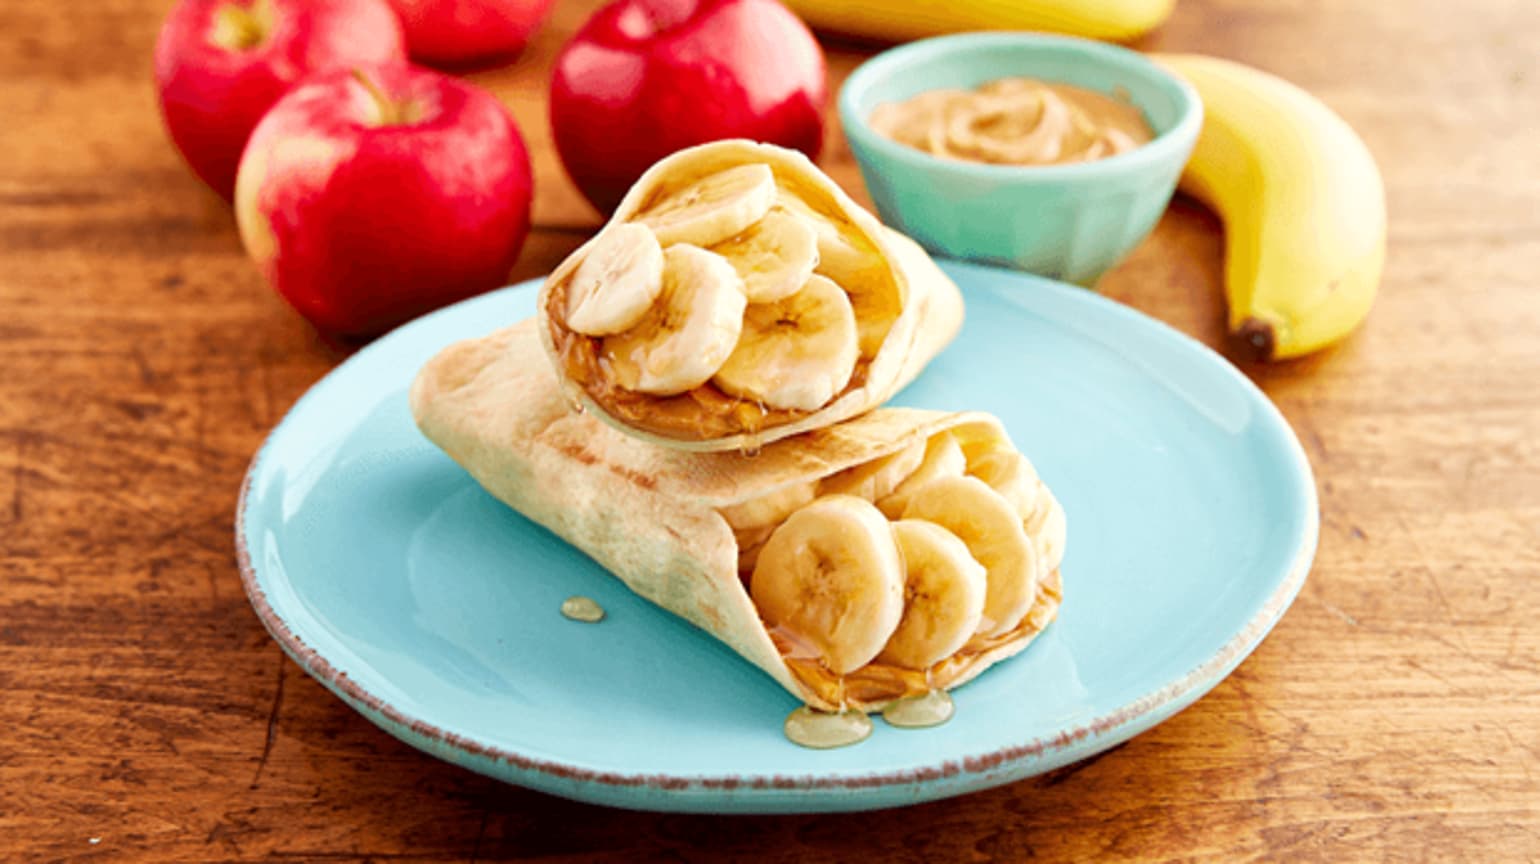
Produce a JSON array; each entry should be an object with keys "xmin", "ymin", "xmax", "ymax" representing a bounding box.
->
[{"xmin": 840, "ymin": 33, "xmax": 1202, "ymax": 285}]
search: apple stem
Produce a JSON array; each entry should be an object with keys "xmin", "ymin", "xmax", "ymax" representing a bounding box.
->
[
  {"xmin": 351, "ymin": 68, "xmax": 401, "ymax": 126},
  {"xmin": 210, "ymin": 0, "xmax": 274, "ymax": 51}
]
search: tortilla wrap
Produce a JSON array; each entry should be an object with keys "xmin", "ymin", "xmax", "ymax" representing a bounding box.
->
[
  {"xmin": 538, "ymin": 139, "xmax": 965, "ymax": 453},
  {"xmin": 411, "ymin": 321, "xmax": 1062, "ymax": 712}
]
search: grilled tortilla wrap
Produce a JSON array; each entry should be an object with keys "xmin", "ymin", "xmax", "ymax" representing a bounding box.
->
[
  {"xmin": 538, "ymin": 139, "xmax": 964, "ymax": 452},
  {"xmin": 411, "ymin": 321, "xmax": 1063, "ymax": 712}
]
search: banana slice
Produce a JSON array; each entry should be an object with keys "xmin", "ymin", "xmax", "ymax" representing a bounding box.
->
[
  {"xmin": 712, "ymin": 275, "xmax": 859, "ymax": 412},
  {"xmin": 877, "ymin": 520, "xmax": 987, "ymax": 670},
  {"xmin": 637, "ymin": 163, "xmax": 777, "ymax": 248},
  {"xmin": 564, "ymin": 223, "xmax": 666, "ymax": 336},
  {"xmin": 775, "ymin": 189, "xmax": 869, "ymax": 282},
  {"xmin": 848, "ymin": 288, "xmax": 904, "ymax": 360},
  {"xmin": 750, "ymin": 495, "xmax": 905, "ymax": 675},
  {"xmin": 735, "ymin": 524, "xmax": 774, "ymax": 574},
  {"xmin": 967, "ymin": 447, "xmax": 1041, "ymax": 520},
  {"xmin": 712, "ymin": 207, "xmax": 820, "ymax": 303},
  {"xmin": 972, "ymin": 431, "xmax": 1064, "ymax": 570},
  {"xmin": 1027, "ymin": 484, "xmax": 1067, "ymax": 572},
  {"xmin": 601, "ymin": 244, "xmax": 747, "ymax": 395},
  {"xmin": 876, "ymin": 432, "xmax": 966, "ymax": 518},
  {"xmin": 902, "ymin": 475, "xmax": 1038, "ymax": 638},
  {"xmin": 719, "ymin": 481, "xmax": 818, "ymax": 533},
  {"xmin": 847, "ymin": 229, "xmax": 917, "ymax": 356},
  {"xmin": 774, "ymin": 189, "xmax": 898, "ymax": 356},
  {"xmin": 819, "ymin": 439, "xmax": 925, "ymax": 502}
]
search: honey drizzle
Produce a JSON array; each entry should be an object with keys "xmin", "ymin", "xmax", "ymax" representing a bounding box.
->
[{"xmin": 779, "ymin": 568, "xmax": 1063, "ymax": 709}]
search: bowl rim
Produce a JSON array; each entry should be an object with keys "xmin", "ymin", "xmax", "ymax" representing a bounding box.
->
[{"xmin": 838, "ymin": 31, "xmax": 1203, "ymax": 182}]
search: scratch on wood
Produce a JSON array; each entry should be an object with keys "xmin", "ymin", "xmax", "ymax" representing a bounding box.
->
[
  {"xmin": 205, "ymin": 562, "xmax": 220, "ymax": 614},
  {"xmin": 10, "ymin": 430, "xmax": 23, "ymax": 523},
  {"xmin": 250, "ymin": 655, "xmax": 286, "ymax": 789},
  {"xmin": 259, "ymin": 363, "xmax": 276, "ymax": 428},
  {"xmin": 468, "ymin": 807, "xmax": 491, "ymax": 864},
  {"xmin": 205, "ymin": 819, "xmax": 243, "ymax": 856},
  {"xmin": 1420, "ymin": 629, "xmax": 1489, "ymax": 673},
  {"xmin": 1421, "ymin": 565, "xmax": 1457, "ymax": 627},
  {"xmin": 1497, "ymin": 726, "xmax": 1540, "ymax": 779},
  {"xmin": 146, "ymin": 521, "xmax": 230, "ymax": 559},
  {"xmin": 1391, "ymin": 510, "xmax": 1471, "ymax": 647},
  {"xmin": 1320, "ymin": 601, "xmax": 1359, "ymax": 627},
  {"xmin": 130, "ymin": 344, "xmax": 158, "ymax": 387},
  {"xmin": 1300, "ymin": 593, "xmax": 1359, "ymax": 628},
  {"xmin": 1403, "ymin": 658, "xmax": 1474, "ymax": 696},
  {"xmin": 1241, "ymin": 697, "xmax": 1335, "ymax": 762},
  {"xmin": 1294, "ymin": 404, "xmax": 1330, "ymax": 465},
  {"xmin": 1494, "ymin": 624, "xmax": 1540, "ymax": 677}
]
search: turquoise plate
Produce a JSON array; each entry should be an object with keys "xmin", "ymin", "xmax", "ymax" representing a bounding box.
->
[{"xmin": 237, "ymin": 261, "xmax": 1318, "ymax": 814}]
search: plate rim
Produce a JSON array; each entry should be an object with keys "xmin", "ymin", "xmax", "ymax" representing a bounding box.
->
[{"xmin": 236, "ymin": 266, "xmax": 1319, "ymax": 797}]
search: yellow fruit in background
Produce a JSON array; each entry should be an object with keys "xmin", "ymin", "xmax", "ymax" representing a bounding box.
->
[
  {"xmin": 1154, "ymin": 54, "xmax": 1387, "ymax": 361},
  {"xmin": 782, "ymin": 0, "xmax": 1176, "ymax": 44}
]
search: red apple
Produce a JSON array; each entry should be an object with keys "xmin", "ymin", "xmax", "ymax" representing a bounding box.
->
[
  {"xmin": 234, "ymin": 65, "xmax": 533, "ymax": 336},
  {"xmin": 386, "ymin": 0, "xmax": 558, "ymax": 68},
  {"xmin": 550, "ymin": 0, "xmax": 826, "ymax": 214},
  {"xmin": 154, "ymin": 0, "xmax": 407, "ymax": 200}
]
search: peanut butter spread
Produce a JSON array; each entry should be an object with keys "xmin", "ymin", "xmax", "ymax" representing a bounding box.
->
[
  {"xmin": 549, "ymin": 313, "xmax": 869, "ymax": 441},
  {"xmin": 870, "ymin": 77, "xmax": 1154, "ymax": 166}
]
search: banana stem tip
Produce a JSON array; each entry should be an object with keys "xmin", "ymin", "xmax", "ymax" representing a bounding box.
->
[{"xmin": 1235, "ymin": 317, "xmax": 1277, "ymax": 362}]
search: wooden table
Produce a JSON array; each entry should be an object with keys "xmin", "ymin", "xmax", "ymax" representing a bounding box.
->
[{"xmin": 4, "ymin": 0, "xmax": 1537, "ymax": 860}]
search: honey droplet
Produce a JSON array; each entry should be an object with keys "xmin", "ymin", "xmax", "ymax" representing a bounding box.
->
[
  {"xmin": 738, "ymin": 432, "xmax": 763, "ymax": 458},
  {"xmin": 783, "ymin": 706, "xmax": 872, "ymax": 749},
  {"xmin": 560, "ymin": 595, "xmax": 605, "ymax": 623},
  {"xmin": 881, "ymin": 690, "xmax": 954, "ymax": 729}
]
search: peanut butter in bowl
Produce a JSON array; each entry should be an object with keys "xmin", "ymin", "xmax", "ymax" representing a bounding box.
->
[{"xmin": 869, "ymin": 77, "xmax": 1154, "ymax": 166}]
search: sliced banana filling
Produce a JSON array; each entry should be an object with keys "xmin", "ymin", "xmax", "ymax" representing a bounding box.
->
[
  {"xmin": 722, "ymin": 427, "xmax": 1067, "ymax": 694},
  {"xmin": 712, "ymin": 275, "xmax": 860, "ymax": 413},
  {"xmin": 544, "ymin": 150, "xmax": 903, "ymax": 442},
  {"xmin": 600, "ymin": 244, "xmax": 747, "ymax": 395}
]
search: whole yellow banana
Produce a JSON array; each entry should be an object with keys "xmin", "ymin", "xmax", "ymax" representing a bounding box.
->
[
  {"xmin": 783, "ymin": 0, "xmax": 1175, "ymax": 44},
  {"xmin": 1154, "ymin": 54, "xmax": 1386, "ymax": 361}
]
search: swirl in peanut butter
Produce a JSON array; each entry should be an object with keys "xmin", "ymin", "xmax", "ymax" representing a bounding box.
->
[{"xmin": 870, "ymin": 78, "xmax": 1153, "ymax": 166}]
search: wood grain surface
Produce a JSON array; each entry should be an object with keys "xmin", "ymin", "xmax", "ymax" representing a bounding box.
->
[{"xmin": 3, "ymin": 0, "xmax": 1538, "ymax": 860}]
